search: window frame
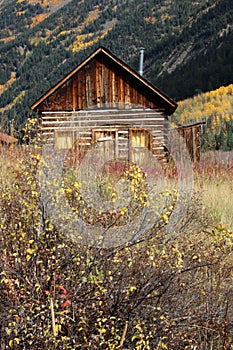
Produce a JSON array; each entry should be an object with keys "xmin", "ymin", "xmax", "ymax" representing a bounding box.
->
[
  {"xmin": 92, "ymin": 128, "xmax": 119, "ymax": 158},
  {"xmin": 54, "ymin": 129, "xmax": 79, "ymax": 150},
  {"xmin": 129, "ymin": 128, "xmax": 152, "ymax": 162}
]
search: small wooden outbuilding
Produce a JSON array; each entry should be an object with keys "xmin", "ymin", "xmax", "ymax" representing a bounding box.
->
[
  {"xmin": 173, "ymin": 121, "xmax": 206, "ymax": 163},
  {"xmin": 0, "ymin": 130, "xmax": 18, "ymax": 149},
  {"xmin": 30, "ymin": 46, "xmax": 201, "ymax": 163}
]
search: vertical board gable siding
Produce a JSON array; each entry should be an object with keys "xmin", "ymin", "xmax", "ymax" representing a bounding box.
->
[{"xmin": 37, "ymin": 56, "xmax": 166, "ymax": 112}]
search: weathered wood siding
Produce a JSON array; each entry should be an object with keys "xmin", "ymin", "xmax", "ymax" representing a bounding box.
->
[
  {"xmin": 41, "ymin": 108, "xmax": 168, "ymax": 161},
  {"xmin": 37, "ymin": 54, "xmax": 169, "ymax": 112},
  {"xmin": 0, "ymin": 131, "xmax": 18, "ymax": 149},
  {"xmin": 170, "ymin": 122, "xmax": 204, "ymax": 162}
]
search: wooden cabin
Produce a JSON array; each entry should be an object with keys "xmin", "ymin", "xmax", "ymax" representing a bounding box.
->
[
  {"xmin": 0, "ymin": 130, "xmax": 18, "ymax": 149},
  {"xmin": 30, "ymin": 46, "xmax": 179, "ymax": 164}
]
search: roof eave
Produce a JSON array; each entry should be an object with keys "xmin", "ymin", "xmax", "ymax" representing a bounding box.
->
[
  {"xmin": 30, "ymin": 47, "xmax": 104, "ymax": 111},
  {"xmin": 30, "ymin": 46, "xmax": 178, "ymax": 114}
]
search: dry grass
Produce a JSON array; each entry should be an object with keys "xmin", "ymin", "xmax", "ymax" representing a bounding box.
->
[
  {"xmin": 194, "ymin": 150, "xmax": 233, "ymax": 230},
  {"xmin": 0, "ymin": 148, "xmax": 19, "ymax": 185},
  {"xmin": 1, "ymin": 147, "xmax": 232, "ymax": 230},
  {"xmin": 200, "ymin": 180, "xmax": 233, "ymax": 228}
]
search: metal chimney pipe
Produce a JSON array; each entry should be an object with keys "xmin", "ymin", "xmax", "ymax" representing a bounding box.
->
[{"xmin": 139, "ymin": 47, "xmax": 145, "ymax": 76}]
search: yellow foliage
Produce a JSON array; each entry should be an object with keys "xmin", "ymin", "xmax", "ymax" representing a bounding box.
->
[
  {"xmin": 76, "ymin": 7, "xmax": 100, "ymax": 33},
  {"xmin": 30, "ymin": 13, "xmax": 47, "ymax": 28},
  {"xmin": 27, "ymin": 0, "xmax": 65, "ymax": 8},
  {"xmin": 174, "ymin": 84, "xmax": 233, "ymax": 135},
  {"xmin": 144, "ymin": 16, "xmax": 157, "ymax": 24},
  {"xmin": 71, "ymin": 29, "xmax": 111, "ymax": 53}
]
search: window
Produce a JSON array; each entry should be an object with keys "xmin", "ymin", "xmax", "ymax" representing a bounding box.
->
[
  {"xmin": 92, "ymin": 128, "xmax": 152, "ymax": 163},
  {"xmin": 92, "ymin": 129, "xmax": 118, "ymax": 159},
  {"xmin": 55, "ymin": 130, "xmax": 79, "ymax": 150},
  {"xmin": 129, "ymin": 128, "xmax": 152, "ymax": 163}
]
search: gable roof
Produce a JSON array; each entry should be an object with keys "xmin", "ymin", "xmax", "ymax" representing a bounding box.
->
[
  {"xmin": 30, "ymin": 46, "xmax": 177, "ymax": 115},
  {"xmin": 0, "ymin": 130, "xmax": 18, "ymax": 144}
]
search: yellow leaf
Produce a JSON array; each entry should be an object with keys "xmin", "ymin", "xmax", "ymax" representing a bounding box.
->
[
  {"xmin": 55, "ymin": 324, "xmax": 61, "ymax": 333},
  {"xmin": 5, "ymin": 327, "xmax": 11, "ymax": 335}
]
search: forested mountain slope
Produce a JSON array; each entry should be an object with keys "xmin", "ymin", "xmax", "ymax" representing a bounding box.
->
[
  {"xmin": 173, "ymin": 84, "xmax": 233, "ymax": 151},
  {"xmin": 0, "ymin": 0, "xmax": 233, "ymax": 134}
]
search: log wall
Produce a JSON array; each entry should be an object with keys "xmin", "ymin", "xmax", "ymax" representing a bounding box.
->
[{"xmin": 41, "ymin": 108, "xmax": 168, "ymax": 161}]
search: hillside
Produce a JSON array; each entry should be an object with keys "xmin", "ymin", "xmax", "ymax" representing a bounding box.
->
[
  {"xmin": 173, "ymin": 84, "xmax": 233, "ymax": 151},
  {"xmin": 0, "ymin": 0, "xmax": 233, "ymax": 134}
]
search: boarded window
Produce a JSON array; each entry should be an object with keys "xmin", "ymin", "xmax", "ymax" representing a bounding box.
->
[
  {"xmin": 92, "ymin": 129, "xmax": 118, "ymax": 159},
  {"xmin": 129, "ymin": 129, "xmax": 152, "ymax": 163},
  {"xmin": 55, "ymin": 130, "xmax": 79, "ymax": 150}
]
